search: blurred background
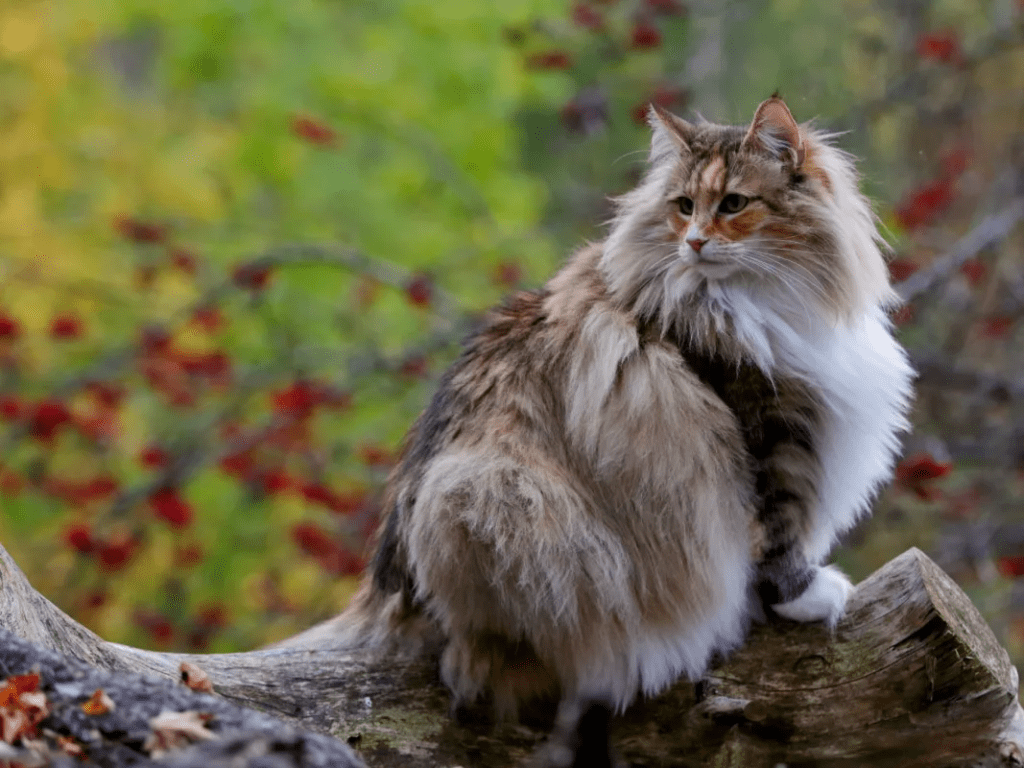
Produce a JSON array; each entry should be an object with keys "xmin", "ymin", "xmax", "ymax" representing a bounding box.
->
[{"xmin": 1, "ymin": 0, "xmax": 1023, "ymax": 675}]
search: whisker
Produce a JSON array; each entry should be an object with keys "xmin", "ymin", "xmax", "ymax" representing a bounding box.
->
[{"xmin": 612, "ymin": 149, "xmax": 651, "ymax": 166}]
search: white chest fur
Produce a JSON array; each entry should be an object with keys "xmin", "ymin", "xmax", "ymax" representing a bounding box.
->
[{"xmin": 719, "ymin": 287, "xmax": 915, "ymax": 562}]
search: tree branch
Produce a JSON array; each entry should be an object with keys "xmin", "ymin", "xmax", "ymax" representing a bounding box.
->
[
  {"xmin": 1, "ymin": 541, "xmax": 1022, "ymax": 767},
  {"xmin": 896, "ymin": 199, "xmax": 1024, "ymax": 303}
]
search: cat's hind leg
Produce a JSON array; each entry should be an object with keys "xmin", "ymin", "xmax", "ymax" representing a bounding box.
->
[
  {"xmin": 404, "ymin": 450, "xmax": 639, "ymax": 718},
  {"xmin": 526, "ymin": 697, "xmax": 617, "ymax": 768}
]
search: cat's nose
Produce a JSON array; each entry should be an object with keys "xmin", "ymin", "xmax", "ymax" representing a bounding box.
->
[{"xmin": 686, "ymin": 237, "xmax": 708, "ymax": 254}]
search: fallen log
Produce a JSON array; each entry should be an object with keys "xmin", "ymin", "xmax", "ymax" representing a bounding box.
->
[{"xmin": 1, "ymin": 542, "xmax": 1021, "ymax": 767}]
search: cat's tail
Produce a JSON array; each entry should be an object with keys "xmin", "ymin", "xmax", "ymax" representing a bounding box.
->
[{"xmin": 266, "ymin": 579, "xmax": 436, "ymax": 653}]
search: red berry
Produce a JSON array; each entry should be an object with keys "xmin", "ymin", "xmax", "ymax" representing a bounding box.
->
[
  {"xmin": 220, "ymin": 450, "xmax": 255, "ymax": 479},
  {"xmin": 630, "ymin": 21, "xmax": 662, "ymax": 49},
  {"xmin": 87, "ymin": 381, "xmax": 124, "ymax": 409},
  {"xmin": 29, "ymin": 399, "xmax": 72, "ymax": 442},
  {"xmin": 174, "ymin": 542, "xmax": 204, "ymax": 568},
  {"xmin": 301, "ymin": 482, "xmax": 337, "ymax": 508},
  {"xmin": 290, "ymin": 115, "xmax": 338, "ymax": 146},
  {"xmin": 149, "ymin": 487, "xmax": 194, "ymax": 529},
  {"xmin": 405, "ymin": 274, "xmax": 433, "ymax": 307},
  {"xmin": 895, "ymin": 453, "xmax": 951, "ymax": 498},
  {"xmin": 232, "ymin": 262, "xmax": 273, "ymax": 291},
  {"xmin": 645, "ymin": 0, "xmax": 686, "ymax": 14},
  {"xmin": 167, "ymin": 389, "xmax": 197, "ymax": 408},
  {"xmin": 887, "ymin": 258, "xmax": 919, "ymax": 283},
  {"xmin": 632, "ymin": 85, "xmax": 689, "ymax": 124},
  {"xmin": 139, "ymin": 325, "xmax": 173, "ymax": 355},
  {"xmin": 895, "ymin": 453, "xmax": 951, "ymax": 482},
  {"xmin": 0, "ymin": 395, "xmax": 23, "ymax": 421},
  {"xmin": 894, "ymin": 178, "xmax": 954, "ymax": 231},
  {"xmin": 890, "ymin": 304, "xmax": 915, "ymax": 326},
  {"xmin": 0, "ymin": 314, "xmax": 20, "ymax": 340},
  {"xmin": 170, "ymin": 248, "xmax": 198, "ymax": 275},
  {"xmin": 959, "ymin": 259, "xmax": 985, "ymax": 287},
  {"xmin": 48, "ymin": 477, "xmax": 109, "ymax": 506},
  {"xmin": 571, "ymin": 2, "xmax": 604, "ymax": 30},
  {"xmin": 83, "ymin": 476, "xmax": 118, "ymax": 501},
  {"xmin": 526, "ymin": 50, "xmax": 572, "ymax": 70},
  {"xmin": 64, "ymin": 523, "xmax": 95, "ymax": 554},
  {"xmin": 196, "ymin": 604, "xmax": 228, "ymax": 631},
  {"xmin": 980, "ymin": 316, "xmax": 1014, "ymax": 339},
  {"xmin": 493, "ymin": 261, "xmax": 523, "ymax": 289},
  {"xmin": 291, "ymin": 522, "xmax": 336, "ymax": 559},
  {"xmin": 114, "ymin": 216, "xmax": 166, "ymax": 244},
  {"xmin": 916, "ymin": 30, "xmax": 962, "ymax": 64},
  {"xmin": 399, "ymin": 355, "xmax": 429, "ymax": 379},
  {"xmin": 330, "ymin": 490, "xmax": 366, "ymax": 516},
  {"xmin": 178, "ymin": 350, "xmax": 231, "ymax": 385},
  {"xmin": 262, "ymin": 469, "xmax": 293, "ymax": 495},
  {"xmin": 0, "ymin": 467, "xmax": 23, "ymax": 496},
  {"xmin": 191, "ymin": 306, "xmax": 223, "ymax": 333},
  {"xmin": 998, "ymin": 556, "xmax": 1024, "ymax": 578},
  {"xmin": 97, "ymin": 536, "xmax": 138, "ymax": 572},
  {"xmin": 320, "ymin": 545, "xmax": 364, "ymax": 576},
  {"xmin": 140, "ymin": 445, "xmax": 169, "ymax": 469},
  {"xmin": 631, "ymin": 103, "xmax": 652, "ymax": 125},
  {"xmin": 272, "ymin": 380, "xmax": 321, "ymax": 418},
  {"xmin": 651, "ymin": 85, "xmax": 688, "ymax": 109},
  {"xmin": 74, "ymin": 411, "xmax": 119, "ymax": 443},
  {"xmin": 50, "ymin": 314, "xmax": 83, "ymax": 340},
  {"xmin": 359, "ymin": 444, "xmax": 395, "ymax": 469},
  {"xmin": 134, "ymin": 609, "xmax": 174, "ymax": 644}
]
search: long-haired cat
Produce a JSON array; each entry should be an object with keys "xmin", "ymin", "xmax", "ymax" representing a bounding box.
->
[{"xmin": 330, "ymin": 95, "xmax": 914, "ymax": 765}]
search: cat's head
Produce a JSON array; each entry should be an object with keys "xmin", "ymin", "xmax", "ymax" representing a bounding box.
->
[{"xmin": 602, "ymin": 95, "xmax": 895, "ymax": 331}]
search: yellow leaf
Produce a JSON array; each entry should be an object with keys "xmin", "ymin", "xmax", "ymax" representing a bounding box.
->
[
  {"xmin": 0, "ymin": 185, "xmax": 42, "ymax": 238},
  {"xmin": 0, "ymin": 9, "xmax": 43, "ymax": 59}
]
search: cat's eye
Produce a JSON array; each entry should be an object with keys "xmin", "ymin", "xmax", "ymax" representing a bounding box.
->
[
  {"xmin": 675, "ymin": 197, "xmax": 694, "ymax": 216},
  {"xmin": 718, "ymin": 194, "xmax": 748, "ymax": 214}
]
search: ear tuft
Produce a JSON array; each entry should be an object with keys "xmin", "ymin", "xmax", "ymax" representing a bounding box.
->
[
  {"xmin": 743, "ymin": 95, "xmax": 805, "ymax": 168},
  {"xmin": 647, "ymin": 103, "xmax": 694, "ymax": 157}
]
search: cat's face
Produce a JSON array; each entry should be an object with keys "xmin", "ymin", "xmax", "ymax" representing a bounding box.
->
[
  {"xmin": 654, "ymin": 98, "xmax": 838, "ymax": 292},
  {"xmin": 602, "ymin": 96, "xmax": 894, "ymax": 326}
]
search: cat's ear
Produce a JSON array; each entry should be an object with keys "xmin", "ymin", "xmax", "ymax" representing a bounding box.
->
[
  {"xmin": 647, "ymin": 104, "xmax": 694, "ymax": 158},
  {"xmin": 742, "ymin": 95, "xmax": 805, "ymax": 168}
]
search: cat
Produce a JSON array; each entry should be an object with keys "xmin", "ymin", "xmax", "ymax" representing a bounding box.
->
[{"xmin": 337, "ymin": 95, "xmax": 914, "ymax": 765}]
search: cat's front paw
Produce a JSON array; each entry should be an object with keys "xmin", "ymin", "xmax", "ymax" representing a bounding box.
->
[{"xmin": 771, "ymin": 565, "xmax": 853, "ymax": 627}]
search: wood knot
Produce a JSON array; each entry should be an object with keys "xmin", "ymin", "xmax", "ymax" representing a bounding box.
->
[
  {"xmin": 742, "ymin": 700, "xmax": 769, "ymax": 723},
  {"xmin": 792, "ymin": 654, "xmax": 828, "ymax": 675}
]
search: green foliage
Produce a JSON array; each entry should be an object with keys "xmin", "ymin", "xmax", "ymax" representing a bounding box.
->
[
  {"xmin": 0, "ymin": 0, "xmax": 566, "ymax": 650},
  {"xmin": 2, "ymin": 0, "xmax": 1024, "ymax": 675}
]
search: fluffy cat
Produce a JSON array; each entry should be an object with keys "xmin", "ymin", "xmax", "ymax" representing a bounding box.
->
[{"xmin": 343, "ymin": 95, "xmax": 914, "ymax": 764}]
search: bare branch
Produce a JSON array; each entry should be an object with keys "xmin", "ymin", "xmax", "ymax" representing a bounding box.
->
[{"xmin": 896, "ymin": 199, "xmax": 1024, "ymax": 302}]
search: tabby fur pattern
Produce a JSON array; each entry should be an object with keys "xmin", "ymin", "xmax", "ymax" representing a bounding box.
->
[{"xmin": 346, "ymin": 95, "xmax": 914, "ymax": 761}]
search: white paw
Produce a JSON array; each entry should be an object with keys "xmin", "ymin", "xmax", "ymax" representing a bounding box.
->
[{"xmin": 772, "ymin": 565, "xmax": 853, "ymax": 627}]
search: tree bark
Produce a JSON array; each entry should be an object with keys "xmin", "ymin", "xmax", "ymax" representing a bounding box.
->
[{"xmin": 1, "ymin": 542, "xmax": 1022, "ymax": 767}]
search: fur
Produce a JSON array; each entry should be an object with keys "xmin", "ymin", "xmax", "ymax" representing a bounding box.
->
[{"xmin": 345, "ymin": 96, "xmax": 914, "ymax": 760}]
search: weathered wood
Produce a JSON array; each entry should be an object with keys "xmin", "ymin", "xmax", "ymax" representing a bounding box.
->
[{"xmin": 2, "ymin": 542, "xmax": 1022, "ymax": 767}]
